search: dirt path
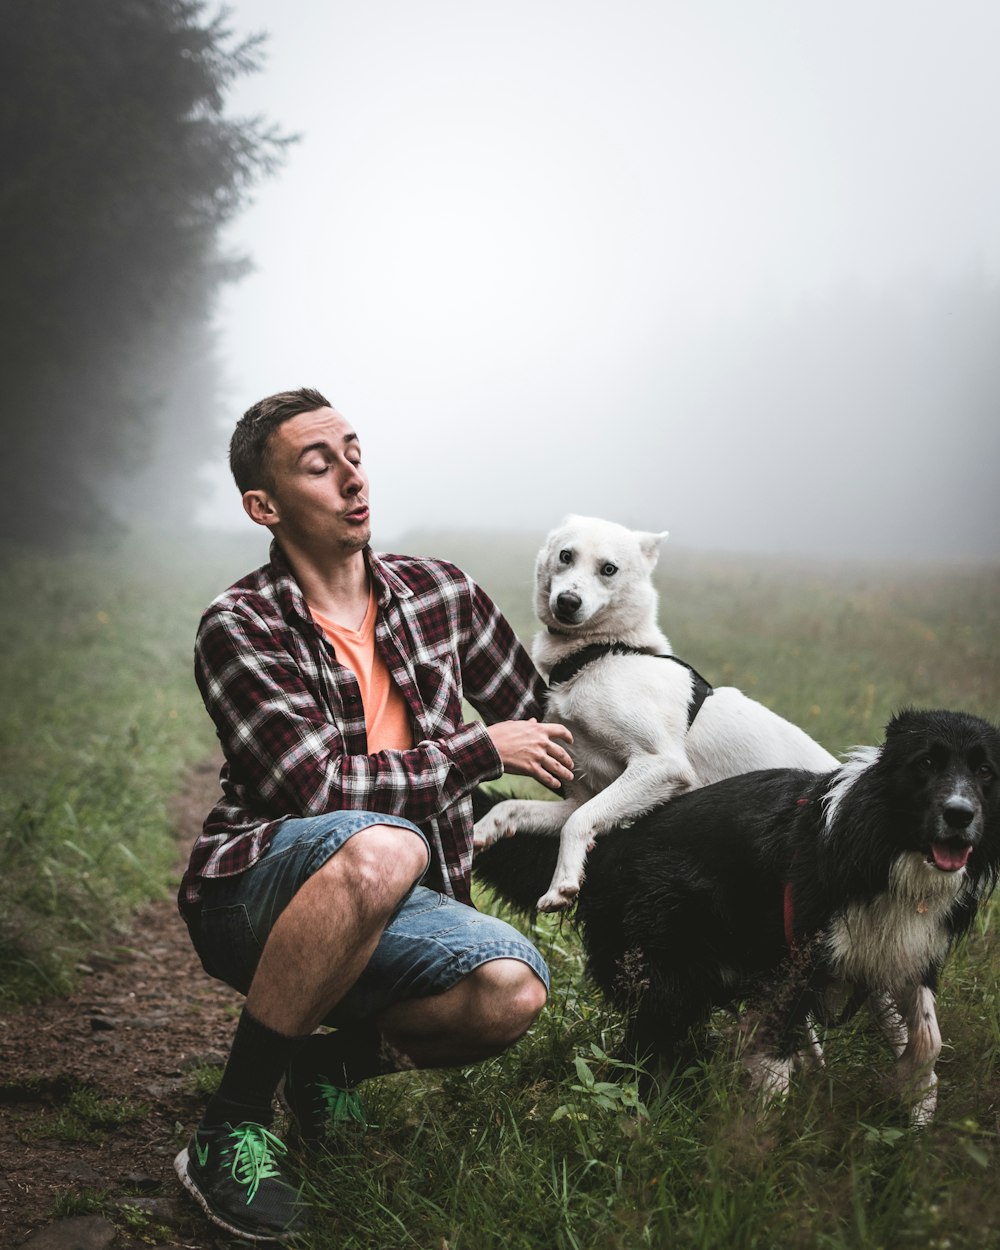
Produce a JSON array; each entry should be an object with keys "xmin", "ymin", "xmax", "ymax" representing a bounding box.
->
[{"xmin": 0, "ymin": 758, "xmax": 244, "ymax": 1249}]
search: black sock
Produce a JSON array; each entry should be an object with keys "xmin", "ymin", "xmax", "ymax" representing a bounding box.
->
[
  {"xmin": 202, "ymin": 1008, "xmax": 303, "ymax": 1129},
  {"xmin": 292, "ymin": 1022, "xmax": 398, "ymax": 1089}
]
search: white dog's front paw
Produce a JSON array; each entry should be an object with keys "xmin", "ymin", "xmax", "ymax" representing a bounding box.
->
[
  {"xmin": 536, "ymin": 878, "xmax": 581, "ymax": 912},
  {"xmin": 472, "ymin": 805, "xmax": 517, "ymax": 852}
]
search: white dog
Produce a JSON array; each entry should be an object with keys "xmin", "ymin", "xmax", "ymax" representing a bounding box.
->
[{"xmin": 473, "ymin": 515, "xmax": 838, "ymax": 912}]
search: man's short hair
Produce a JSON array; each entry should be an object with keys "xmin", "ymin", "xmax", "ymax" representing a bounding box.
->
[{"xmin": 229, "ymin": 387, "xmax": 332, "ymax": 493}]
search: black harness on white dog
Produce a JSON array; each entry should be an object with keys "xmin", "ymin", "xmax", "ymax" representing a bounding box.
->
[{"xmin": 546, "ymin": 643, "xmax": 714, "ymax": 731}]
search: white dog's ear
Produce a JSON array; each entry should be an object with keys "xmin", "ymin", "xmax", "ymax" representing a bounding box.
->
[{"xmin": 638, "ymin": 530, "xmax": 669, "ymax": 567}]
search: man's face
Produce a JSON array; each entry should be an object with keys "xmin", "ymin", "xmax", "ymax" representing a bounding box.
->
[{"xmin": 244, "ymin": 407, "xmax": 372, "ymax": 555}]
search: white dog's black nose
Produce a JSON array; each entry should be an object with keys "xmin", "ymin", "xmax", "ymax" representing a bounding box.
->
[
  {"xmin": 943, "ymin": 796, "xmax": 976, "ymax": 829},
  {"xmin": 556, "ymin": 591, "xmax": 582, "ymax": 618}
]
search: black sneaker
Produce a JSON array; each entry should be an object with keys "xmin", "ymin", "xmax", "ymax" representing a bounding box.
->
[
  {"xmin": 279, "ymin": 1062, "xmax": 368, "ymax": 1150},
  {"xmin": 174, "ymin": 1121, "xmax": 310, "ymax": 1243}
]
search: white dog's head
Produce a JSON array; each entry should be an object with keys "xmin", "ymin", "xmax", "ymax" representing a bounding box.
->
[{"xmin": 534, "ymin": 514, "xmax": 669, "ymax": 641}]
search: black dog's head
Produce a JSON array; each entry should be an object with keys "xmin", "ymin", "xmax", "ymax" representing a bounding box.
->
[{"xmin": 879, "ymin": 708, "xmax": 1000, "ymax": 878}]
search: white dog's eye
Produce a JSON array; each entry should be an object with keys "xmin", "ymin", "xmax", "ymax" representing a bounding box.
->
[
  {"xmin": 601, "ymin": 562, "xmax": 618, "ymax": 577},
  {"xmin": 559, "ymin": 549, "xmax": 573, "ymax": 565}
]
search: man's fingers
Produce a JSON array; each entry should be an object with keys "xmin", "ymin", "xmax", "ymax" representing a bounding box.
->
[{"xmin": 545, "ymin": 750, "xmax": 575, "ymax": 779}]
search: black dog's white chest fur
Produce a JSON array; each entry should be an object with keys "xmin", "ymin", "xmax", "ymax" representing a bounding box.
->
[{"xmin": 823, "ymin": 854, "xmax": 964, "ymax": 993}]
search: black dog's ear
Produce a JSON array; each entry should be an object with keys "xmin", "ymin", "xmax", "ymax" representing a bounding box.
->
[{"xmin": 884, "ymin": 706, "xmax": 922, "ymax": 738}]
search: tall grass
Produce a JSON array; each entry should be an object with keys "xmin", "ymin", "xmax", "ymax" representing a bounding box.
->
[
  {"xmin": 2, "ymin": 528, "xmax": 998, "ymax": 1245},
  {"xmin": 0, "ymin": 531, "xmax": 262, "ymax": 1002}
]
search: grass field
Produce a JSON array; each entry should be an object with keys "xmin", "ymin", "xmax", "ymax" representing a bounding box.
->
[
  {"xmin": 0, "ymin": 531, "xmax": 261, "ymax": 1002},
  {"xmin": 1, "ymin": 529, "xmax": 998, "ymax": 1247}
]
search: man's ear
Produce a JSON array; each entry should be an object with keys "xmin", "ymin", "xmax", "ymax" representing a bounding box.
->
[{"xmin": 242, "ymin": 489, "xmax": 280, "ymax": 528}]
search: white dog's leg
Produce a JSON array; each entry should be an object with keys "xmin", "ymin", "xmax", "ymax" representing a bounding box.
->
[
  {"xmin": 567, "ymin": 751, "xmax": 696, "ymax": 841},
  {"xmin": 472, "ymin": 797, "xmax": 580, "ymax": 852},
  {"xmin": 535, "ymin": 821, "xmax": 595, "ymax": 911},
  {"xmin": 536, "ymin": 754, "xmax": 695, "ymax": 911},
  {"xmin": 893, "ymin": 984, "xmax": 941, "ymax": 1128}
]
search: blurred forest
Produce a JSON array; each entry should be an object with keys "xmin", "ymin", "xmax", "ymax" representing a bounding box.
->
[{"xmin": 0, "ymin": 0, "xmax": 289, "ymax": 543}]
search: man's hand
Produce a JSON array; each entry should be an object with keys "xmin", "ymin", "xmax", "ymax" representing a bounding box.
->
[{"xmin": 486, "ymin": 718, "xmax": 574, "ymax": 791}]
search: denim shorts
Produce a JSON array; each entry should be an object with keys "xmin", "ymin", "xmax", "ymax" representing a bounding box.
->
[{"xmin": 190, "ymin": 810, "xmax": 549, "ymax": 1026}]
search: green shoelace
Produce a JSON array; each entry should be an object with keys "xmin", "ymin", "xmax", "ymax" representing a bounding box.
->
[
  {"xmin": 226, "ymin": 1124, "xmax": 290, "ymax": 1203},
  {"xmin": 316, "ymin": 1080, "xmax": 368, "ymax": 1127}
]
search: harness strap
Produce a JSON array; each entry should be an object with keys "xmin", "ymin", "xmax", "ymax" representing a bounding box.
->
[{"xmin": 546, "ymin": 643, "xmax": 714, "ymax": 731}]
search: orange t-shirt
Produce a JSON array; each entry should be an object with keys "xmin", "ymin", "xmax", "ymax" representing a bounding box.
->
[{"xmin": 309, "ymin": 591, "xmax": 414, "ymax": 753}]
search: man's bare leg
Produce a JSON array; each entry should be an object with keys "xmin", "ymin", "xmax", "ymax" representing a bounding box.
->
[
  {"xmin": 246, "ymin": 824, "xmax": 430, "ymax": 1034},
  {"xmin": 377, "ymin": 957, "xmax": 548, "ymax": 1067}
]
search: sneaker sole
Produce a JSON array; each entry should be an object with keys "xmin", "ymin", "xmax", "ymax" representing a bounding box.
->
[{"xmin": 173, "ymin": 1147, "xmax": 298, "ymax": 1245}]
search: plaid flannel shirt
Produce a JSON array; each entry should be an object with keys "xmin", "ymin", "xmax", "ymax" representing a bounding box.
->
[{"xmin": 178, "ymin": 541, "xmax": 546, "ymax": 915}]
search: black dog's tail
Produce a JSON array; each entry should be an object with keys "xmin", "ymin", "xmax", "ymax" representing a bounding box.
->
[{"xmin": 473, "ymin": 835, "xmax": 560, "ymax": 917}]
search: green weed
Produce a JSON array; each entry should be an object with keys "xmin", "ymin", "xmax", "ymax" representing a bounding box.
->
[
  {"xmin": 185, "ymin": 1062, "xmax": 224, "ymax": 1099},
  {"xmin": 26, "ymin": 1084, "xmax": 150, "ymax": 1144}
]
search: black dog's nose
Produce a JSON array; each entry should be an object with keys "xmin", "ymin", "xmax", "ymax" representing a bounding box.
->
[
  {"xmin": 943, "ymin": 797, "xmax": 976, "ymax": 830},
  {"xmin": 556, "ymin": 591, "xmax": 582, "ymax": 616}
]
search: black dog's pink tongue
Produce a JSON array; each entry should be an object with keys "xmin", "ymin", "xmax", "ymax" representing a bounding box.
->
[{"xmin": 931, "ymin": 842, "xmax": 972, "ymax": 871}]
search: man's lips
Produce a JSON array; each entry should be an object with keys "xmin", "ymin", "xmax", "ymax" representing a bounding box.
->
[{"xmin": 343, "ymin": 504, "xmax": 370, "ymax": 523}]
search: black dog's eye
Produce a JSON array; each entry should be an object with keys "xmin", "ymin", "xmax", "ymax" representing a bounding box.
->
[
  {"xmin": 600, "ymin": 562, "xmax": 618, "ymax": 577},
  {"xmin": 977, "ymin": 763, "xmax": 995, "ymax": 781},
  {"xmin": 917, "ymin": 756, "xmax": 935, "ymax": 773},
  {"xmin": 558, "ymin": 549, "xmax": 573, "ymax": 565}
]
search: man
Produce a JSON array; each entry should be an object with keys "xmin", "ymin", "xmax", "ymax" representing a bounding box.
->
[{"xmin": 174, "ymin": 387, "xmax": 573, "ymax": 1242}]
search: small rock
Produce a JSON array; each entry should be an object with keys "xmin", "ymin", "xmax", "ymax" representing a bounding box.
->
[
  {"xmin": 116, "ymin": 1194, "xmax": 186, "ymax": 1221},
  {"xmin": 89, "ymin": 1017, "xmax": 116, "ymax": 1032},
  {"xmin": 145, "ymin": 1081, "xmax": 179, "ymax": 1099},
  {"xmin": 21, "ymin": 1214, "xmax": 116, "ymax": 1249},
  {"xmin": 54, "ymin": 1161, "xmax": 102, "ymax": 1184},
  {"xmin": 122, "ymin": 1172, "xmax": 160, "ymax": 1192}
]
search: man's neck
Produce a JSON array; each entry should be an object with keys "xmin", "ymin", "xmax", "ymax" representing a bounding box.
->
[{"xmin": 280, "ymin": 541, "xmax": 371, "ymax": 631}]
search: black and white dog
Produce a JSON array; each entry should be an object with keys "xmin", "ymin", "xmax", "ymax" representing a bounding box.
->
[{"xmin": 475, "ymin": 708, "xmax": 1000, "ymax": 1125}]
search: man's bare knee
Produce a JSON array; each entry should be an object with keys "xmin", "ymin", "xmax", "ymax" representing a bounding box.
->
[
  {"xmin": 470, "ymin": 958, "xmax": 547, "ymax": 1044},
  {"xmin": 316, "ymin": 824, "xmax": 427, "ymax": 913}
]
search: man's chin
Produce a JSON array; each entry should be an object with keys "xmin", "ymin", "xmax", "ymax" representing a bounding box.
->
[{"xmin": 338, "ymin": 523, "xmax": 371, "ymax": 552}]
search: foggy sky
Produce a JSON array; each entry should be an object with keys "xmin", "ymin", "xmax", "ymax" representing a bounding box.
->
[{"xmin": 203, "ymin": 0, "xmax": 1000, "ymax": 560}]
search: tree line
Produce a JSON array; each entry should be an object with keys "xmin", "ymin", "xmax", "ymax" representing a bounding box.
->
[{"xmin": 0, "ymin": 0, "xmax": 290, "ymax": 543}]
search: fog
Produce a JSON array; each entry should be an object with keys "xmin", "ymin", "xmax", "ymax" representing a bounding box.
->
[{"xmin": 202, "ymin": 0, "xmax": 1000, "ymax": 560}]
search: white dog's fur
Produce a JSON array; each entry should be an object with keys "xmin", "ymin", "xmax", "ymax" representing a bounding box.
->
[{"xmin": 473, "ymin": 515, "xmax": 838, "ymax": 911}]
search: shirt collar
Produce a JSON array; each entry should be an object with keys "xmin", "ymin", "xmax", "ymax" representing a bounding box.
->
[{"xmin": 268, "ymin": 538, "xmax": 413, "ymax": 626}]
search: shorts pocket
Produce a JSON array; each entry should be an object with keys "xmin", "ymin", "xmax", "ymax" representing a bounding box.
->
[{"xmin": 196, "ymin": 903, "xmax": 262, "ymax": 995}]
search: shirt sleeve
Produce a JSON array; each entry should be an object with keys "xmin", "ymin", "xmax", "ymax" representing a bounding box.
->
[
  {"xmin": 195, "ymin": 604, "xmax": 503, "ymax": 824},
  {"xmin": 459, "ymin": 578, "xmax": 549, "ymax": 724}
]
